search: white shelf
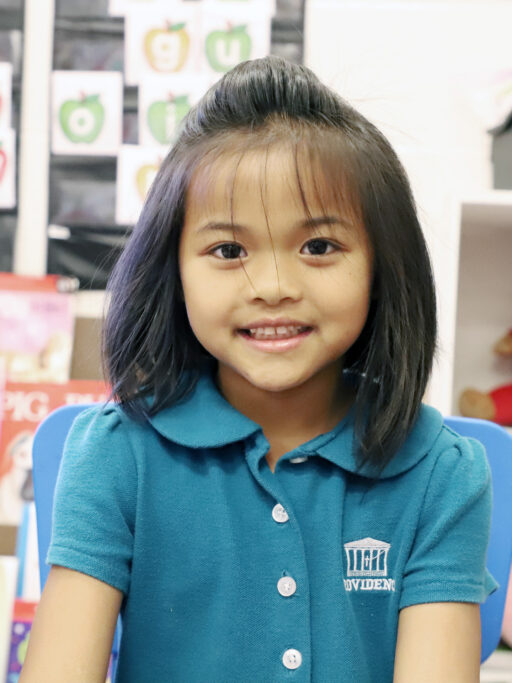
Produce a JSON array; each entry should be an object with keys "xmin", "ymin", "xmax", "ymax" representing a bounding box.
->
[
  {"xmin": 452, "ymin": 193, "xmax": 512, "ymax": 417},
  {"xmin": 72, "ymin": 290, "xmax": 109, "ymax": 319},
  {"xmin": 460, "ymin": 191, "xmax": 512, "ymax": 232}
]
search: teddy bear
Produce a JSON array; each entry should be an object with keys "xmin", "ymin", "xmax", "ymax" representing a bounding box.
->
[
  {"xmin": 459, "ymin": 329, "xmax": 512, "ymax": 426},
  {"xmin": 459, "ymin": 329, "xmax": 512, "ymax": 648}
]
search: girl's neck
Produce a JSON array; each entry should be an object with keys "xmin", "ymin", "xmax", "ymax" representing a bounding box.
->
[{"xmin": 214, "ymin": 361, "xmax": 356, "ymax": 446}]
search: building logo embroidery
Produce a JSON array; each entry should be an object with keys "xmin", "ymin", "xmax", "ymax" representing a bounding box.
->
[{"xmin": 343, "ymin": 537, "xmax": 395, "ymax": 592}]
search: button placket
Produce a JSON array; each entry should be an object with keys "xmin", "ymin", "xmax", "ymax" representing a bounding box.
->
[
  {"xmin": 245, "ymin": 440, "xmax": 309, "ymax": 676},
  {"xmin": 271, "ymin": 502, "xmax": 303, "ymax": 670}
]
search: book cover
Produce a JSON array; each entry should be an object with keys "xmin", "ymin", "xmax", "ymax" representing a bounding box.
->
[
  {"xmin": 0, "ymin": 556, "xmax": 19, "ymax": 683},
  {"xmin": 0, "ymin": 380, "xmax": 109, "ymax": 526},
  {"xmin": 0, "ymin": 273, "xmax": 78, "ymax": 385}
]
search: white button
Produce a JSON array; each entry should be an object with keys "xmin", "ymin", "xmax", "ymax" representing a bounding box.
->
[
  {"xmin": 282, "ymin": 648, "xmax": 302, "ymax": 670},
  {"xmin": 272, "ymin": 503, "xmax": 289, "ymax": 523},
  {"xmin": 289, "ymin": 456, "xmax": 308, "ymax": 464},
  {"xmin": 277, "ymin": 576, "xmax": 297, "ymax": 597}
]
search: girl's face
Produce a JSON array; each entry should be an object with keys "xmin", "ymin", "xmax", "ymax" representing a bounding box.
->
[{"xmin": 179, "ymin": 146, "xmax": 373, "ymax": 397}]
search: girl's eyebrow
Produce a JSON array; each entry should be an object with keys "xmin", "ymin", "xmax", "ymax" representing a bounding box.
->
[{"xmin": 194, "ymin": 215, "xmax": 354, "ymax": 236}]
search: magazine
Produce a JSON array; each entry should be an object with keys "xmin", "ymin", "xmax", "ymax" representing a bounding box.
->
[
  {"xmin": 0, "ymin": 273, "xmax": 77, "ymax": 384},
  {"xmin": 0, "ymin": 380, "xmax": 108, "ymax": 526}
]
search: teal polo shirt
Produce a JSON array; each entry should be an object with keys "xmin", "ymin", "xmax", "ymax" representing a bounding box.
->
[{"xmin": 47, "ymin": 364, "xmax": 499, "ymax": 682}]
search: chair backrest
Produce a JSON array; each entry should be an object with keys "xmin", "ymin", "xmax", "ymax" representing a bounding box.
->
[
  {"xmin": 32, "ymin": 403, "xmax": 122, "ymax": 680},
  {"xmin": 444, "ymin": 416, "xmax": 512, "ymax": 663}
]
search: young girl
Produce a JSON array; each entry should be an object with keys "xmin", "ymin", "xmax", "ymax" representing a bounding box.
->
[{"xmin": 21, "ymin": 56, "xmax": 497, "ymax": 682}]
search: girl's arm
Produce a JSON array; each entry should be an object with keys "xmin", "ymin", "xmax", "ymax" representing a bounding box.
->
[
  {"xmin": 19, "ymin": 565, "xmax": 123, "ymax": 683},
  {"xmin": 393, "ymin": 601, "xmax": 481, "ymax": 682}
]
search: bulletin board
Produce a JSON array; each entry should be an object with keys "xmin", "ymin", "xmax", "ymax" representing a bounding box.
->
[
  {"xmin": 46, "ymin": 0, "xmax": 306, "ymax": 290},
  {"xmin": 0, "ymin": 0, "xmax": 23, "ymax": 272}
]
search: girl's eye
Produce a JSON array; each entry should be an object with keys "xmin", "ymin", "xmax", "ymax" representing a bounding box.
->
[
  {"xmin": 301, "ymin": 239, "xmax": 339, "ymax": 256},
  {"xmin": 208, "ymin": 238, "xmax": 339, "ymax": 260},
  {"xmin": 209, "ymin": 243, "xmax": 247, "ymax": 260}
]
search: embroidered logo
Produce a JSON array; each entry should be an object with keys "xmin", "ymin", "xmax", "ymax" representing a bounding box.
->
[{"xmin": 343, "ymin": 537, "xmax": 395, "ymax": 593}]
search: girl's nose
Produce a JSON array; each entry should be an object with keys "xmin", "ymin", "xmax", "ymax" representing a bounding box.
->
[{"xmin": 248, "ymin": 257, "xmax": 302, "ymax": 305}]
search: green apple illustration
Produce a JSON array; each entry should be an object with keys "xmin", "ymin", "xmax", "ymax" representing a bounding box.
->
[
  {"xmin": 59, "ymin": 93, "xmax": 105, "ymax": 143},
  {"xmin": 147, "ymin": 94, "xmax": 190, "ymax": 145},
  {"xmin": 205, "ymin": 24, "xmax": 252, "ymax": 72}
]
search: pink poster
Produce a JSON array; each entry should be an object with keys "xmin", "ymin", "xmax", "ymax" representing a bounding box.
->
[{"xmin": 0, "ymin": 273, "xmax": 77, "ymax": 384}]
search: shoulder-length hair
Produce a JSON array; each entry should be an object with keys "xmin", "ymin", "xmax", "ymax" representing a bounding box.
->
[{"xmin": 102, "ymin": 55, "xmax": 438, "ymax": 480}]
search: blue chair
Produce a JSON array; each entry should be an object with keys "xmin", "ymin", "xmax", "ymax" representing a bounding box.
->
[
  {"xmin": 444, "ymin": 416, "xmax": 512, "ymax": 663},
  {"xmin": 32, "ymin": 403, "xmax": 122, "ymax": 682}
]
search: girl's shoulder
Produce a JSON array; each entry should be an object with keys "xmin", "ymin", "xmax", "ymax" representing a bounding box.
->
[
  {"xmin": 408, "ymin": 403, "xmax": 492, "ymax": 489},
  {"xmin": 65, "ymin": 400, "xmax": 155, "ymax": 456},
  {"xmin": 373, "ymin": 402, "xmax": 491, "ymax": 482},
  {"xmin": 69, "ymin": 401, "xmax": 129, "ymax": 436}
]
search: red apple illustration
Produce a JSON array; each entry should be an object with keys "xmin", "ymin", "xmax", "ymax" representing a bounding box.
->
[{"xmin": 0, "ymin": 142, "xmax": 7, "ymax": 183}]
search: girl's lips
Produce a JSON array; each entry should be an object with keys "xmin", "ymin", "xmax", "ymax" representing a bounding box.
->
[{"xmin": 237, "ymin": 327, "xmax": 313, "ymax": 352}]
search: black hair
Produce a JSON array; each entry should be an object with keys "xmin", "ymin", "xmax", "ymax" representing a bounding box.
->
[{"xmin": 101, "ymin": 55, "xmax": 438, "ymax": 481}]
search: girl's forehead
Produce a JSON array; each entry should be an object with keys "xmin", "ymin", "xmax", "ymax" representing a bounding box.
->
[{"xmin": 185, "ymin": 146, "xmax": 358, "ymax": 224}]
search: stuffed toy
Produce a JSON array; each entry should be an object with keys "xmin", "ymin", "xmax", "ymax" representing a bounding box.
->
[
  {"xmin": 459, "ymin": 329, "xmax": 512, "ymax": 648},
  {"xmin": 459, "ymin": 329, "xmax": 512, "ymax": 426}
]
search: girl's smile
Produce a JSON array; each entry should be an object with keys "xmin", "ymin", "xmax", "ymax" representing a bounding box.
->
[{"xmin": 237, "ymin": 325, "xmax": 314, "ymax": 352}]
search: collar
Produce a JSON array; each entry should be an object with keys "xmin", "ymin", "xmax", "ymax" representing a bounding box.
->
[
  {"xmin": 146, "ymin": 364, "xmax": 445, "ymax": 479},
  {"xmin": 146, "ymin": 364, "xmax": 261, "ymax": 448}
]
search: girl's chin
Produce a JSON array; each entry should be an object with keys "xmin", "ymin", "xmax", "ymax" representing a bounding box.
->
[{"xmin": 239, "ymin": 372, "xmax": 311, "ymax": 394}]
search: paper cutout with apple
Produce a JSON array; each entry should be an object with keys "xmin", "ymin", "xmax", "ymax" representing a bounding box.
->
[
  {"xmin": 0, "ymin": 62, "xmax": 13, "ymax": 129},
  {"xmin": 59, "ymin": 93, "xmax": 105, "ymax": 144},
  {"xmin": 144, "ymin": 22, "xmax": 191, "ymax": 73},
  {"xmin": 0, "ymin": 128, "xmax": 15, "ymax": 209},
  {"xmin": 0, "ymin": 142, "xmax": 6, "ymax": 184},
  {"xmin": 136, "ymin": 161, "xmax": 160, "ymax": 201},
  {"xmin": 205, "ymin": 22, "xmax": 252, "ymax": 72},
  {"xmin": 147, "ymin": 93, "xmax": 190, "ymax": 145}
]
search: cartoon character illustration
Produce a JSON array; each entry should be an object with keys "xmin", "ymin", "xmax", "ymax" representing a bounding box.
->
[
  {"xmin": 2, "ymin": 331, "xmax": 72, "ymax": 383},
  {"xmin": 0, "ymin": 431, "xmax": 34, "ymax": 526}
]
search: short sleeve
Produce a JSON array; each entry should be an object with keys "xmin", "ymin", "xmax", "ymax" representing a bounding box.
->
[
  {"xmin": 399, "ymin": 435, "xmax": 500, "ymax": 610},
  {"xmin": 46, "ymin": 405, "xmax": 137, "ymax": 596}
]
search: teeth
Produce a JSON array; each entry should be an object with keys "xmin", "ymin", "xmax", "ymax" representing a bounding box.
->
[{"xmin": 248, "ymin": 325, "xmax": 306, "ymax": 339}]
